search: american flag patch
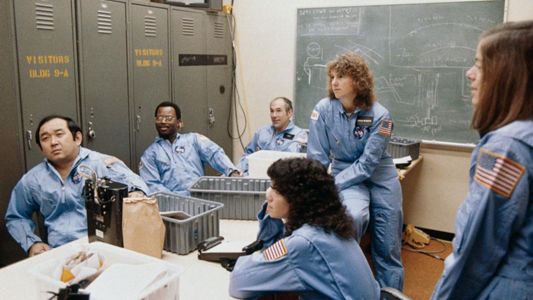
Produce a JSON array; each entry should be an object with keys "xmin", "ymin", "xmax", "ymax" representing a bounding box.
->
[
  {"xmin": 310, "ymin": 110, "xmax": 319, "ymax": 121},
  {"xmin": 378, "ymin": 119, "xmax": 393, "ymax": 137},
  {"xmin": 263, "ymin": 239, "xmax": 288, "ymax": 261},
  {"xmin": 474, "ymin": 148, "xmax": 525, "ymax": 198}
]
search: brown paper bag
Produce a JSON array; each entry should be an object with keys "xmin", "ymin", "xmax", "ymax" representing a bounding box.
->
[{"xmin": 122, "ymin": 197, "xmax": 165, "ymax": 258}]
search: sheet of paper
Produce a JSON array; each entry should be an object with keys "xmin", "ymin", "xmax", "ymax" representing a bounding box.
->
[
  {"xmin": 202, "ymin": 240, "xmax": 251, "ymax": 253},
  {"xmin": 86, "ymin": 263, "xmax": 168, "ymax": 299},
  {"xmin": 393, "ymin": 156, "xmax": 412, "ymax": 165}
]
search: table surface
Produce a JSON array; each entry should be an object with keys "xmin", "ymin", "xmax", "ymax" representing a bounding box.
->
[{"xmin": 0, "ymin": 220, "xmax": 259, "ymax": 300}]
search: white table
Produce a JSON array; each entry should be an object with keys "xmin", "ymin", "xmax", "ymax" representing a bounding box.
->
[{"xmin": 0, "ymin": 220, "xmax": 259, "ymax": 300}]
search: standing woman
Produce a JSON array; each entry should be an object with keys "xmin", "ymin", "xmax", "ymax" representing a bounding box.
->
[
  {"xmin": 307, "ymin": 52, "xmax": 403, "ymax": 289},
  {"xmin": 229, "ymin": 158, "xmax": 380, "ymax": 299},
  {"xmin": 431, "ymin": 21, "xmax": 533, "ymax": 299}
]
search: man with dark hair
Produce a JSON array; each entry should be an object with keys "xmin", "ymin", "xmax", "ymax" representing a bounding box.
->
[
  {"xmin": 139, "ymin": 101, "xmax": 240, "ymax": 195},
  {"xmin": 238, "ymin": 97, "xmax": 307, "ymax": 175},
  {"xmin": 5, "ymin": 115, "xmax": 149, "ymax": 256}
]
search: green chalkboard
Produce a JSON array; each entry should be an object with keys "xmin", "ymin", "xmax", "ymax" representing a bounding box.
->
[{"xmin": 295, "ymin": 1, "xmax": 504, "ymax": 144}]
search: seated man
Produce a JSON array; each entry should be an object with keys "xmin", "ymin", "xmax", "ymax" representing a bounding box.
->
[
  {"xmin": 238, "ymin": 97, "xmax": 307, "ymax": 175},
  {"xmin": 5, "ymin": 115, "xmax": 149, "ymax": 257},
  {"xmin": 140, "ymin": 101, "xmax": 240, "ymax": 195}
]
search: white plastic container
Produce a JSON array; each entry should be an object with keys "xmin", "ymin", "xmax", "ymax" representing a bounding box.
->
[
  {"xmin": 30, "ymin": 241, "xmax": 183, "ymax": 300},
  {"xmin": 247, "ymin": 150, "xmax": 306, "ymax": 178}
]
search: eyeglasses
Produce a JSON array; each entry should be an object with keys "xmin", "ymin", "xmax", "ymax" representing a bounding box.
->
[{"xmin": 155, "ymin": 115, "xmax": 176, "ymax": 122}]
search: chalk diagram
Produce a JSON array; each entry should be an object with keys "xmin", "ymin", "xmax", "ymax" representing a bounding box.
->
[{"xmin": 297, "ymin": 20, "xmax": 484, "ymax": 140}]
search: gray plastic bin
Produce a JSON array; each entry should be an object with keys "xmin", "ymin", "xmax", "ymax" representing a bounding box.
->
[
  {"xmin": 189, "ymin": 177, "xmax": 271, "ymax": 220},
  {"xmin": 387, "ymin": 137, "xmax": 421, "ymax": 160},
  {"xmin": 153, "ymin": 192, "xmax": 223, "ymax": 255}
]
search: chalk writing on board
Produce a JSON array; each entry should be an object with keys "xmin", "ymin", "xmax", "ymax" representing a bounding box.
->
[{"xmin": 295, "ymin": 1, "xmax": 504, "ymax": 144}]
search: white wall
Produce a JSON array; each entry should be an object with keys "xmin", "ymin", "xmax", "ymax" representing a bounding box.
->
[{"xmin": 230, "ymin": 0, "xmax": 533, "ymax": 233}]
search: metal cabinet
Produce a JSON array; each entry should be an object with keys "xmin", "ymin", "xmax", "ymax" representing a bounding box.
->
[
  {"xmin": 171, "ymin": 7, "xmax": 208, "ymax": 135},
  {"xmin": 130, "ymin": 1, "xmax": 171, "ymax": 170},
  {"xmin": 171, "ymin": 8, "xmax": 233, "ymax": 163},
  {"xmin": 77, "ymin": 0, "xmax": 131, "ymax": 165}
]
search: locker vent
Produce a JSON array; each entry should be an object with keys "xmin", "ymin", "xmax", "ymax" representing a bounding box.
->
[
  {"xmin": 181, "ymin": 18, "xmax": 195, "ymax": 36},
  {"xmin": 97, "ymin": 10, "xmax": 112, "ymax": 34},
  {"xmin": 214, "ymin": 21, "xmax": 224, "ymax": 39},
  {"xmin": 144, "ymin": 15, "xmax": 157, "ymax": 37},
  {"xmin": 35, "ymin": 2, "xmax": 55, "ymax": 31}
]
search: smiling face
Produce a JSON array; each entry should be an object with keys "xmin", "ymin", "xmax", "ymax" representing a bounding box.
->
[
  {"xmin": 265, "ymin": 186, "xmax": 290, "ymax": 219},
  {"xmin": 270, "ymin": 98, "xmax": 293, "ymax": 133},
  {"xmin": 38, "ymin": 118, "xmax": 81, "ymax": 167},
  {"xmin": 155, "ymin": 106, "xmax": 181, "ymax": 141},
  {"xmin": 466, "ymin": 43, "xmax": 483, "ymax": 107}
]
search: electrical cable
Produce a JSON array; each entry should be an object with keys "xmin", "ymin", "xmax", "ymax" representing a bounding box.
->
[{"xmin": 402, "ymin": 238, "xmax": 447, "ymax": 261}]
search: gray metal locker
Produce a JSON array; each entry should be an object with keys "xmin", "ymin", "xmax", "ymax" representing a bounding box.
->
[
  {"xmin": 206, "ymin": 13, "xmax": 233, "ymax": 156},
  {"xmin": 14, "ymin": 0, "xmax": 79, "ymax": 168},
  {"xmin": 0, "ymin": 0, "xmax": 27, "ymax": 267},
  {"xmin": 77, "ymin": 0, "xmax": 132, "ymax": 166},
  {"xmin": 171, "ymin": 7, "xmax": 208, "ymax": 135},
  {"xmin": 130, "ymin": 1, "xmax": 171, "ymax": 170}
]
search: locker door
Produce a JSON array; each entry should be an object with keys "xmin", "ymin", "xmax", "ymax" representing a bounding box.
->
[
  {"xmin": 78, "ymin": 0, "xmax": 131, "ymax": 165},
  {"xmin": 14, "ymin": 0, "xmax": 79, "ymax": 169},
  {"xmin": 131, "ymin": 2, "xmax": 170, "ymax": 170},
  {"xmin": 171, "ymin": 8, "xmax": 207, "ymax": 135},
  {"xmin": 206, "ymin": 13, "xmax": 233, "ymax": 156}
]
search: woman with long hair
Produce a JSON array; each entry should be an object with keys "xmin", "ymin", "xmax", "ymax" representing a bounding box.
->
[
  {"xmin": 432, "ymin": 20, "xmax": 533, "ymax": 299},
  {"xmin": 229, "ymin": 158, "xmax": 379, "ymax": 299}
]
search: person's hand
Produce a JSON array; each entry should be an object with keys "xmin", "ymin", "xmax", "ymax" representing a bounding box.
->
[
  {"xmin": 229, "ymin": 170, "xmax": 242, "ymax": 177},
  {"xmin": 29, "ymin": 242, "xmax": 50, "ymax": 257},
  {"xmin": 128, "ymin": 191, "xmax": 146, "ymax": 198}
]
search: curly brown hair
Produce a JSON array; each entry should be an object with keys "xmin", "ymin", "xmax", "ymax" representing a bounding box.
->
[
  {"xmin": 267, "ymin": 158, "xmax": 355, "ymax": 239},
  {"xmin": 326, "ymin": 52, "xmax": 376, "ymax": 109}
]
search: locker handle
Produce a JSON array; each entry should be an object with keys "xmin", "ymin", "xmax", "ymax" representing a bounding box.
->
[
  {"xmin": 208, "ymin": 108, "xmax": 215, "ymax": 128},
  {"xmin": 26, "ymin": 130, "xmax": 33, "ymax": 150},
  {"xmin": 87, "ymin": 122, "xmax": 96, "ymax": 140},
  {"xmin": 136, "ymin": 115, "xmax": 141, "ymax": 131}
]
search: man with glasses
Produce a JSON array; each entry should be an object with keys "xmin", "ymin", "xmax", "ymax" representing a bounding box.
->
[{"xmin": 139, "ymin": 101, "xmax": 240, "ymax": 195}]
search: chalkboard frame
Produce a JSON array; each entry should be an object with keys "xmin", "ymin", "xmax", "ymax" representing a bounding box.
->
[{"xmin": 294, "ymin": 0, "xmax": 505, "ymax": 146}]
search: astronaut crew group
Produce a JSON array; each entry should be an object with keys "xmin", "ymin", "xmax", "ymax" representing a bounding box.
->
[{"xmin": 4, "ymin": 20, "xmax": 533, "ymax": 300}]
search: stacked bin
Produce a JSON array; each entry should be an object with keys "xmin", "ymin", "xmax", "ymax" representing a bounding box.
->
[
  {"xmin": 189, "ymin": 177, "xmax": 271, "ymax": 220},
  {"xmin": 153, "ymin": 192, "xmax": 223, "ymax": 255},
  {"xmin": 386, "ymin": 137, "xmax": 421, "ymax": 160}
]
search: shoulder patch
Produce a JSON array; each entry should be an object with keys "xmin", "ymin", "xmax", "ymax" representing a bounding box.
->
[
  {"xmin": 263, "ymin": 239, "xmax": 288, "ymax": 261},
  {"xmin": 475, "ymin": 148, "xmax": 525, "ymax": 198},
  {"xmin": 378, "ymin": 119, "xmax": 393, "ymax": 137},
  {"xmin": 104, "ymin": 156, "xmax": 122, "ymax": 167},
  {"xmin": 310, "ymin": 110, "xmax": 319, "ymax": 121}
]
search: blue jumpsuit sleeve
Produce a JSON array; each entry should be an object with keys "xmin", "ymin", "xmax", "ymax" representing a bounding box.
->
[
  {"xmin": 238, "ymin": 132, "xmax": 260, "ymax": 175},
  {"xmin": 256, "ymin": 202, "xmax": 284, "ymax": 248},
  {"xmin": 195, "ymin": 134, "xmax": 238, "ymax": 176},
  {"xmin": 335, "ymin": 113, "xmax": 392, "ymax": 190},
  {"xmin": 307, "ymin": 107, "xmax": 331, "ymax": 167},
  {"xmin": 431, "ymin": 139, "xmax": 529, "ymax": 299},
  {"xmin": 104, "ymin": 157, "xmax": 150, "ymax": 194},
  {"xmin": 229, "ymin": 237, "xmax": 306, "ymax": 299},
  {"xmin": 5, "ymin": 180, "xmax": 42, "ymax": 252},
  {"xmin": 139, "ymin": 149, "xmax": 172, "ymax": 194}
]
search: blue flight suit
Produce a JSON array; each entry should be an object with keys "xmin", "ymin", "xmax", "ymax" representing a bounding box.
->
[
  {"xmin": 238, "ymin": 121, "xmax": 307, "ymax": 175},
  {"xmin": 432, "ymin": 119, "xmax": 533, "ymax": 299},
  {"xmin": 307, "ymin": 97, "xmax": 404, "ymax": 290},
  {"xmin": 229, "ymin": 204, "xmax": 380, "ymax": 300},
  {"xmin": 5, "ymin": 147, "xmax": 149, "ymax": 253},
  {"xmin": 140, "ymin": 133, "xmax": 238, "ymax": 195}
]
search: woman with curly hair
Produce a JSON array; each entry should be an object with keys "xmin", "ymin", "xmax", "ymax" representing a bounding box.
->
[
  {"xmin": 229, "ymin": 158, "xmax": 380, "ymax": 299},
  {"xmin": 307, "ymin": 52, "xmax": 403, "ymax": 290}
]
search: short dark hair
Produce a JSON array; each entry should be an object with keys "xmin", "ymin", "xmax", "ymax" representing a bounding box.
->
[
  {"xmin": 36, "ymin": 115, "xmax": 82, "ymax": 148},
  {"xmin": 155, "ymin": 101, "xmax": 181, "ymax": 120},
  {"xmin": 270, "ymin": 97, "xmax": 293, "ymax": 112},
  {"xmin": 267, "ymin": 157, "xmax": 356, "ymax": 239}
]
